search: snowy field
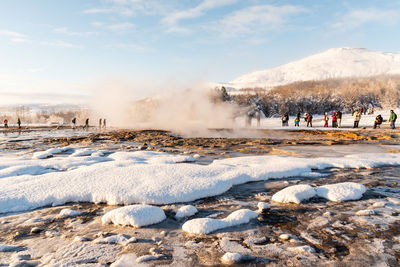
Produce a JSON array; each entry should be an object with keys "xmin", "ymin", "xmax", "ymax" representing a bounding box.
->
[
  {"xmin": 0, "ymin": 122, "xmax": 400, "ymax": 266},
  {"xmin": 1, "ymin": 149, "xmax": 400, "ymax": 214}
]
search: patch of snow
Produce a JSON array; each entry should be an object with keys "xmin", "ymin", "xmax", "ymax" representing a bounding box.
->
[
  {"xmin": 102, "ymin": 205, "xmax": 166, "ymax": 228},
  {"xmin": 175, "ymin": 205, "xmax": 198, "ymax": 219},
  {"xmin": 316, "ymin": 182, "xmax": 367, "ymax": 202},
  {"xmin": 356, "ymin": 209, "xmax": 376, "ymax": 216},
  {"xmin": 58, "ymin": 208, "xmax": 83, "ymax": 218},
  {"xmin": 220, "ymin": 237, "xmax": 251, "ymax": 254},
  {"xmin": 111, "ymin": 253, "xmax": 147, "ymax": 267},
  {"xmin": 257, "ymin": 202, "xmax": 270, "ymax": 212},
  {"xmin": 182, "ymin": 209, "xmax": 258, "ymax": 234},
  {"xmin": 221, "ymin": 252, "xmax": 254, "ymax": 264},
  {"xmin": 279, "ymin": 234, "xmax": 294, "ymax": 241},
  {"xmin": 32, "ymin": 147, "xmax": 70, "ymax": 159},
  {"xmin": 271, "ymin": 184, "xmax": 316, "ymax": 204},
  {"xmin": 93, "ymin": 234, "xmax": 137, "ymax": 245},
  {"xmin": 287, "ymin": 245, "xmax": 316, "ymax": 254},
  {"xmin": 136, "ymin": 254, "xmax": 165, "ymax": 263},
  {"xmin": 0, "ymin": 151, "xmax": 399, "ymax": 213},
  {"xmin": 73, "ymin": 236, "xmax": 91, "ymax": 242},
  {"xmin": 387, "ymin": 197, "xmax": 400, "ymax": 205},
  {"xmin": 185, "ymin": 241, "xmax": 204, "ymax": 248},
  {"xmin": 69, "ymin": 148, "xmax": 98, "ymax": 157}
]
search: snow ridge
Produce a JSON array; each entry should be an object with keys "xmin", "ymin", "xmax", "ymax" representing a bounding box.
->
[{"xmin": 228, "ymin": 47, "xmax": 400, "ymax": 89}]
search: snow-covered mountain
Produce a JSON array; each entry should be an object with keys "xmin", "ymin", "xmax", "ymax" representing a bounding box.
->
[{"xmin": 226, "ymin": 47, "xmax": 400, "ymax": 89}]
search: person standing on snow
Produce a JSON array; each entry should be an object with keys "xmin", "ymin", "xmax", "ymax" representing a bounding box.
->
[
  {"xmin": 99, "ymin": 118, "xmax": 102, "ymax": 129},
  {"xmin": 85, "ymin": 118, "xmax": 89, "ymax": 130},
  {"xmin": 331, "ymin": 112, "xmax": 337, "ymax": 128},
  {"xmin": 353, "ymin": 110, "xmax": 361, "ymax": 128},
  {"xmin": 336, "ymin": 111, "xmax": 342, "ymax": 128},
  {"xmin": 374, "ymin": 115, "xmax": 383, "ymax": 129},
  {"xmin": 294, "ymin": 112, "xmax": 300, "ymax": 127},
  {"xmin": 282, "ymin": 112, "xmax": 289, "ymax": 126},
  {"xmin": 103, "ymin": 118, "xmax": 106, "ymax": 129},
  {"xmin": 17, "ymin": 118, "xmax": 21, "ymax": 129},
  {"xmin": 3, "ymin": 119, "xmax": 8, "ymax": 128},
  {"xmin": 307, "ymin": 113, "xmax": 313, "ymax": 127},
  {"xmin": 389, "ymin": 110, "xmax": 397, "ymax": 129},
  {"xmin": 323, "ymin": 113, "xmax": 329, "ymax": 127},
  {"xmin": 72, "ymin": 118, "xmax": 76, "ymax": 129}
]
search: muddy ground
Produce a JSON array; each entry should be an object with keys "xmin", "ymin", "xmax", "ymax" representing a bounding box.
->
[{"xmin": 0, "ymin": 127, "xmax": 399, "ymax": 266}]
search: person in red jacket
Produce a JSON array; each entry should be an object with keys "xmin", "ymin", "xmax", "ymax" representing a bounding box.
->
[
  {"xmin": 323, "ymin": 113, "xmax": 329, "ymax": 127},
  {"xmin": 331, "ymin": 112, "xmax": 337, "ymax": 128},
  {"xmin": 307, "ymin": 113, "xmax": 313, "ymax": 127}
]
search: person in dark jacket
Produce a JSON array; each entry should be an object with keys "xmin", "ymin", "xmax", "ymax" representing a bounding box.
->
[
  {"xmin": 336, "ymin": 111, "xmax": 342, "ymax": 128},
  {"xmin": 282, "ymin": 112, "xmax": 289, "ymax": 126},
  {"xmin": 85, "ymin": 118, "xmax": 89, "ymax": 130},
  {"xmin": 72, "ymin": 118, "xmax": 76, "ymax": 129},
  {"xmin": 17, "ymin": 118, "xmax": 21, "ymax": 129},
  {"xmin": 374, "ymin": 115, "xmax": 383, "ymax": 129}
]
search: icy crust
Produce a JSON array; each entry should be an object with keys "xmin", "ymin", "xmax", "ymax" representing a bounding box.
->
[
  {"xmin": 271, "ymin": 184, "xmax": 316, "ymax": 204},
  {"xmin": 272, "ymin": 182, "xmax": 368, "ymax": 203},
  {"xmin": 316, "ymin": 182, "xmax": 367, "ymax": 202},
  {"xmin": 102, "ymin": 205, "xmax": 166, "ymax": 228},
  {"xmin": 0, "ymin": 150, "xmax": 399, "ymax": 213},
  {"xmin": 182, "ymin": 209, "xmax": 258, "ymax": 234}
]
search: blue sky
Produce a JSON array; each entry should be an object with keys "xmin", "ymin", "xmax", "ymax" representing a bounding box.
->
[{"xmin": 1, "ymin": 0, "xmax": 400, "ymax": 104}]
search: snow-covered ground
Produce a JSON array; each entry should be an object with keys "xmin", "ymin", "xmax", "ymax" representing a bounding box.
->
[
  {"xmin": 0, "ymin": 125, "xmax": 399, "ymax": 266},
  {"xmin": 1, "ymin": 149, "xmax": 400, "ymax": 214}
]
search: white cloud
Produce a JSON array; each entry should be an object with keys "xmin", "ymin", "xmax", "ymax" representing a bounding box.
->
[
  {"xmin": 11, "ymin": 38, "xmax": 31, "ymax": 43},
  {"xmin": 40, "ymin": 40, "xmax": 83, "ymax": 48},
  {"xmin": 106, "ymin": 22, "xmax": 134, "ymax": 32},
  {"xmin": 216, "ymin": 5, "xmax": 308, "ymax": 37},
  {"xmin": 333, "ymin": 8, "xmax": 400, "ymax": 30},
  {"xmin": 53, "ymin": 27, "xmax": 97, "ymax": 36},
  {"xmin": 0, "ymin": 30, "xmax": 30, "ymax": 43},
  {"xmin": 84, "ymin": 0, "xmax": 167, "ymax": 17},
  {"xmin": 106, "ymin": 42, "xmax": 153, "ymax": 53},
  {"xmin": 161, "ymin": 0, "xmax": 237, "ymax": 32},
  {"xmin": 83, "ymin": 8, "xmax": 113, "ymax": 14}
]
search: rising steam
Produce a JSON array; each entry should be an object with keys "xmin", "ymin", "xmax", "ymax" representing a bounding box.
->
[{"xmin": 90, "ymin": 79, "xmax": 246, "ymax": 136}]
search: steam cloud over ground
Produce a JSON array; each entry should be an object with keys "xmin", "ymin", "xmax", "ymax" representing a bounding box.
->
[{"xmin": 90, "ymin": 81, "xmax": 243, "ymax": 135}]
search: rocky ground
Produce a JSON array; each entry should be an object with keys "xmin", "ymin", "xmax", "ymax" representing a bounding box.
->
[{"xmin": 0, "ymin": 127, "xmax": 399, "ymax": 266}]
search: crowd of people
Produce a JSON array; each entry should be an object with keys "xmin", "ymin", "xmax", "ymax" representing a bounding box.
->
[
  {"xmin": 71, "ymin": 118, "xmax": 107, "ymax": 130},
  {"xmin": 280, "ymin": 108, "xmax": 397, "ymax": 129},
  {"xmin": 1, "ymin": 117, "xmax": 107, "ymax": 130}
]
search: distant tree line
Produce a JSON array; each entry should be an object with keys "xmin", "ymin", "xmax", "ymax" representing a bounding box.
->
[{"xmin": 217, "ymin": 75, "xmax": 400, "ymax": 117}]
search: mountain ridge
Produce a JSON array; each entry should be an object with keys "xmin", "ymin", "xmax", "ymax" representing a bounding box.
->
[{"xmin": 225, "ymin": 47, "xmax": 400, "ymax": 89}]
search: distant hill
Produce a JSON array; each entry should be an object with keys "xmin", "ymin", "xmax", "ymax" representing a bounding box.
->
[{"xmin": 224, "ymin": 47, "xmax": 400, "ymax": 89}]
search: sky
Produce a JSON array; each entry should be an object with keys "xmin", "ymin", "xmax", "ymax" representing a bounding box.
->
[{"xmin": 1, "ymin": 0, "xmax": 400, "ymax": 105}]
